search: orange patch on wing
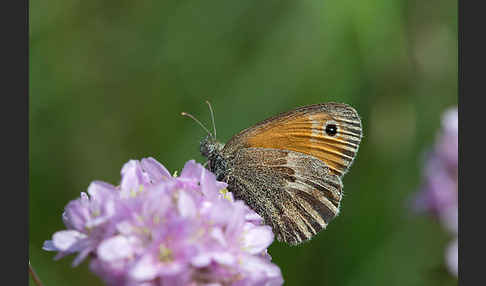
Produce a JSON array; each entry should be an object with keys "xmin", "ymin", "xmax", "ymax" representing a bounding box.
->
[{"xmin": 244, "ymin": 113, "xmax": 355, "ymax": 176}]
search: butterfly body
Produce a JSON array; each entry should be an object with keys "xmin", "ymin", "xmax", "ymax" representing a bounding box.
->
[{"xmin": 199, "ymin": 103, "xmax": 362, "ymax": 245}]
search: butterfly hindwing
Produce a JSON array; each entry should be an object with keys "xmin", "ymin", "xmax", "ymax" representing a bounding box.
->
[
  {"xmin": 226, "ymin": 147, "xmax": 343, "ymax": 245},
  {"xmin": 223, "ymin": 103, "xmax": 362, "ymax": 177}
]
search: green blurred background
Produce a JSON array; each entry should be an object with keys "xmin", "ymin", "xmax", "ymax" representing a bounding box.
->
[{"xmin": 29, "ymin": 0, "xmax": 457, "ymax": 285}]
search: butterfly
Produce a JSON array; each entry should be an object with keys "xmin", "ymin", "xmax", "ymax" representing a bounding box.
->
[{"xmin": 182, "ymin": 102, "xmax": 362, "ymax": 245}]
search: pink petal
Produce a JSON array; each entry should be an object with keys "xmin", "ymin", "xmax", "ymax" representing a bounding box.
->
[
  {"xmin": 242, "ymin": 225, "xmax": 274, "ymax": 255},
  {"xmin": 141, "ymin": 157, "xmax": 172, "ymax": 182},
  {"xmin": 120, "ymin": 160, "xmax": 150, "ymax": 197},
  {"xmin": 191, "ymin": 254, "xmax": 211, "ymax": 267},
  {"xmin": 239, "ymin": 255, "xmax": 283, "ymax": 281},
  {"xmin": 180, "ymin": 160, "xmax": 203, "ymax": 179},
  {"xmin": 42, "ymin": 240, "xmax": 57, "ymax": 251},
  {"xmin": 87, "ymin": 181, "xmax": 116, "ymax": 200},
  {"xmin": 52, "ymin": 230, "xmax": 87, "ymax": 251},
  {"xmin": 207, "ymin": 200, "xmax": 234, "ymax": 225},
  {"xmin": 130, "ymin": 255, "xmax": 159, "ymax": 281},
  {"xmin": 178, "ymin": 191, "xmax": 196, "ymax": 218},
  {"xmin": 63, "ymin": 195, "xmax": 91, "ymax": 230},
  {"xmin": 210, "ymin": 227, "xmax": 227, "ymax": 247},
  {"xmin": 191, "ymin": 251, "xmax": 235, "ymax": 268},
  {"xmin": 98, "ymin": 236, "xmax": 134, "ymax": 262},
  {"xmin": 72, "ymin": 246, "xmax": 94, "ymax": 266},
  {"xmin": 446, "ymin": 239, "xmax": 458, "ymax": 276},
  {"xmin": 200, "ymin": 168, "xmax": 220, "ymax": 200},
  {"xmin": 158, "ymin": 261, "xmax": 184, "ymax": 275},
  {"xmin": 245, "ymin": 211, "xmax": 264, "ymax": 225},
  {"xmin": 212, "ymin": 252, "xmax": 235, "ymax": 265},
  {"xmin": 442, "ymin": 107, "xmax": 458, "ymax": 134}
]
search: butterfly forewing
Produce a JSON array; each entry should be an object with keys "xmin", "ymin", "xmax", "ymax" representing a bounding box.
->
[
  {"xmin": 223, "ymin": 103, "xmax": 362, "ymax": 177},
  {"xmin": 226, "ymin": 148, "xmax": 343, "ymax": 245}
]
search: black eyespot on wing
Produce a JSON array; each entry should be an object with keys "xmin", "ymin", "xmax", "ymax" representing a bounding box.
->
[{"xmin": 325, "ymin": 123, "xmax": 338, "ymax": 136}]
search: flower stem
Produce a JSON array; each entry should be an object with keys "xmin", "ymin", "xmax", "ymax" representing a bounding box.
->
[{"xmin": 29, "ymin": 260, "xmax": 44, "ymax": 286}]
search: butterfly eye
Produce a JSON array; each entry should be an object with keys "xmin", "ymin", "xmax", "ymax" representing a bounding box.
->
[{"xmin": 325, "ymin": 123, "xmax": 338, "ymax": 136}]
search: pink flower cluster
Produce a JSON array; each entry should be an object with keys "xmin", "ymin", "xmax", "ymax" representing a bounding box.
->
[
  {"xmin": 43, "ymin": 158, "xmax": 283, "ymax": 286},
  {"xmin": 413, "ymin": 107, "xmax": 458, "ymax": 276}
]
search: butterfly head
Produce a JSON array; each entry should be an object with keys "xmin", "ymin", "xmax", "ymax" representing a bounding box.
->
[
  {"xmin": 200, "ymin": 135, "xmax": 227, "ymax": 180},
  {"xmin": 200, "ymin": 135, "xmax": 224, "ymax": 158},
  {"xmin": 182, "ymin": 101, "xmax": 223, "ymax": 159}
]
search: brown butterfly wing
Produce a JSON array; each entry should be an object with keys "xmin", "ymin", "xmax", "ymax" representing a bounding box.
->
[
  {"xmin": 223, "ymin": 103, "xmax": 362, "ymax": 177},
  {"xmin": 226, "ymin": 147, "xmax": 343, "ymax": 245}
]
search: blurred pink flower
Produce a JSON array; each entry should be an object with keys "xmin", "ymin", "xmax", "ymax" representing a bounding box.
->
[{"xmin": 412, "ymin": 107, "xmax": 458, "ymax": 277}]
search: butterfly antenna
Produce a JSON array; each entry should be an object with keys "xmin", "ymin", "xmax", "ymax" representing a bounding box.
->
[
  {"xmin": 206, "ymin": 101, "xmax": 217, "ymax": 139},
  {"xmin": 181, "ymin": 112, "xmax": 213, "ymax": 137}
]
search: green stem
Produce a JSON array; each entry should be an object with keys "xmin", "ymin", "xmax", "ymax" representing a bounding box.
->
[{"xmin": 29, "ymin": 260, "xmax": 44, "ymax": 286}]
